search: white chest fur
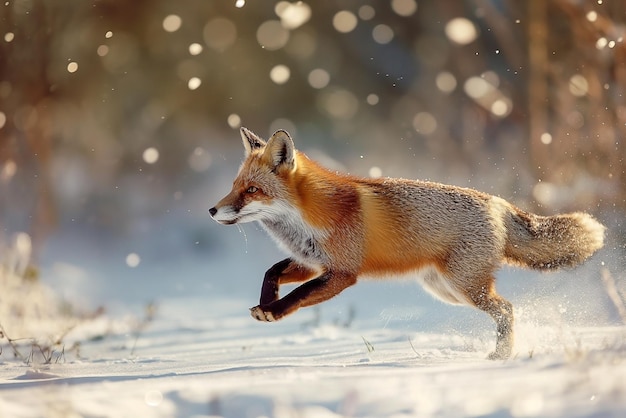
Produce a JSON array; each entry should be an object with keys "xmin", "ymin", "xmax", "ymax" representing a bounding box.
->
[{"xmin": 259, "ymin": 202, "xmax": 328, "ymax": 266}]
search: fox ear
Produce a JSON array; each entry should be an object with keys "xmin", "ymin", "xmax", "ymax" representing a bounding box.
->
[
  {"xmin": 240, "ymin": 127, "xmax": 266, "ymax": 156},
  {"xmin": 263, "ymin": 130, "xmax": 295, "ymax": 171}
]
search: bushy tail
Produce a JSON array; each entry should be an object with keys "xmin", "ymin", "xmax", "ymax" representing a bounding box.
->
[{"xmin": 504, "ymin": 208, "xmax": 605, "ymax": 270}]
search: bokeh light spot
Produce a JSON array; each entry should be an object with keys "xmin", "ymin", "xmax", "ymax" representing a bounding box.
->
[
  {"xmin": 319, "ymin": 89, "xmax": 359, "ymax": 120},
  {"xmin": 333, "ymin": 11, "xmax": 358, "ymax": 33},
  {"xmin": 369, "ymin": 166, "xmax": 382, "ymax": 178},
  {"xmin": 391, "ymin": 0, "xmax": 417, "ymax": 17},
  {"xmin": 490, "ymin": 99, "xmax": 510, "ymax": 117},
  {"xmin": 227, "ymin": 113, "xmax": 241, "ymax": 128},
  {"xmin": 188, "ymin": 147, "xmax": 212, "ymax": 172},
  {"xmin": 308, "ymin": 68, "xmax": 330, "ymax": 89},
  {"xmin": 270, "ymin": 65, "xmax": 290, "ymax": 84},
  {"xmin": 256, "ymin": 20, "xmax": 290, "ymax": 50},
  {"xmin": 1, "ymin": 159, "xmax": 16, "ymax": 182},
  {"xmin": 586, "ymin": 11, "xmax": 597, "ymax": 22},
  {"xmin": 567, "ymin": 110, "xmax": 584, "ymax": 129},
  {"xmin": 372, "ymin": 24, "xmax": 394, "ymax": 44},
  {"xmin": 163, "ymin": 14, "xmax": 182, "ymax": 33},
  {"xmin": 276, "ymin": 1, "xmax": 311, "ymax": 30},
  {"xmin": 436, "ymin": 72, "xmax": 457, "ymax": 93},
  {"xmin": 358, "ymin": 5, "xmax": 375, "ymax": 20},
  {"xmin": 189, "ymin": 43, "xmax": 203, "ymax": 55},
  {"xmin": 67, "ymin": 62, "xmax": 78, "ymax": 73},
  {"xmin": 464, "ymin": 76, "xmax": 491, "ymax": 99},
  {"xmin": 143, "ymin": 147, "xmax": 159, "ymax": 164},
  {"xmin": 413, "ymin": 112, "xmax": 437, "ymax": 135},
  {"xmin": 366, "ymin": 94, "xmax": 379, "ymax": 105},
  {"xmin": 540, "ymin": 132, "xmax": 553, "ymax": 145},
  {"xmin": 188, "ymin": 77, "xmax": 202, "ymax": 90},
  {"xmin": 569, "ymin": 74, "xmax": 588, "ymax": 97},
  {"xmin": 445, "ymin": 17, "xmax": 478, "ymax": 45},
  {"xmin": 204, "ymin": 18, "xmax": 237, "ymax": 52},
  {"xmin": 97, "ymin": 45, "xmax": 109, "ymax": 57},
  {"xmin": 126, "ymin": 253, "xmax": 141, "ymax": 268},
  {"xmin": 481, "ymin": 70, "xmax": 500, "ymax": 88},
  {"xmin": 464, "ymin": 76, "xmax": 512, "ymax": 117}
]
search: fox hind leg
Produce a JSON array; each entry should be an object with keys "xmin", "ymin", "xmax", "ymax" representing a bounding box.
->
[{"xmin": 467, "ymin": 277, "xmax": 514, "ymax": 360}]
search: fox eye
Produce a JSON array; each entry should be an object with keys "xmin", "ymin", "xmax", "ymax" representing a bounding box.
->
[{"xmin": 246, "ymin": 186, "xmax": 258, "ymax": 194}]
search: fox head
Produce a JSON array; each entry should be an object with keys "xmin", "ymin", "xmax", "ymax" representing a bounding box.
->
[{"xmin": 209, "ymin": 127, "xmax": 297, "ymax": 225}]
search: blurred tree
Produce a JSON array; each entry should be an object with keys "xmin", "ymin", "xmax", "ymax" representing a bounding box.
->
[
  {"xmin": 1, "ymin": 0, "xmax": 59, "ymax": 257},
  {"xmin": 527, "ymin": 0, "xmax": 625, "ymax": 211}
]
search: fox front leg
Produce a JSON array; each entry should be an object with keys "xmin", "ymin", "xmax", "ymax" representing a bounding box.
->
[
  {"xmin": 251, "ymin": 270, "xmax": 357, "ymax": 322},
  {"xmin": 258, "ymin": 258, "xmax": 292, "ymax": 306},
  {"xmin": 252, "ymin": 258, "xmax": 320, "ymax": 320}
]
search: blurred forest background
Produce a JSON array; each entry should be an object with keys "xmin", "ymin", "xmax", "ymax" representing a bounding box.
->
[{"xmin": 1, "ymin": 0, "xmax": 625, "ymax": 271}]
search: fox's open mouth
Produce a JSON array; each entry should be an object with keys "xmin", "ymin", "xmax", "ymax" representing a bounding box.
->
[
  {"xmin": 216, "ymin": 218, "xmax": 239, "ymax": 225},
  {"xmin": 216, "ymin": 211, "xmax": 261, "ymax": 225}
]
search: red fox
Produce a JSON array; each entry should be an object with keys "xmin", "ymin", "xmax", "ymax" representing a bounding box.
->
[{"xmin": 210, "ymin": 127, "xmax": 605, "ymax": 359}]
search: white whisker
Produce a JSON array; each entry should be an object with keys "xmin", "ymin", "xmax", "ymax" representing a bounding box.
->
[{"xmin": 236, "ymin": 224, "xmax": 249, "ymax": 253}]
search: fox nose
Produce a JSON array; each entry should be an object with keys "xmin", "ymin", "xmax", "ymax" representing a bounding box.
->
[{"xmin": 209, "ymin": 207, "xmax": 217, "ymax": 217}]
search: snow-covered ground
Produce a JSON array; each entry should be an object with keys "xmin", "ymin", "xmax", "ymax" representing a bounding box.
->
[{"xmin": 1, "ymin": 219, "xmax": 625, "ymax": 417}]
